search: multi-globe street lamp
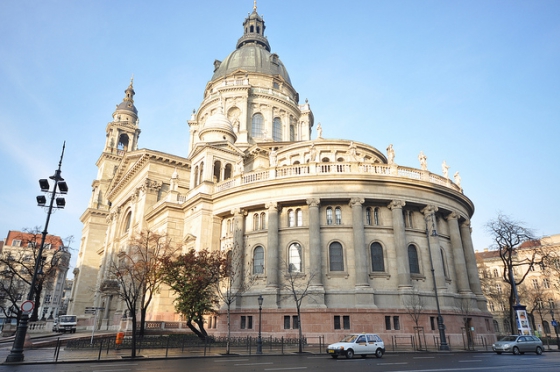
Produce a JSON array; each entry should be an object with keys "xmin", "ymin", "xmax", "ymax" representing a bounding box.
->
[
  {"xmin": 256, "ymin": 294, "xmax": 263, "ymax": 355},
  {"xmin": 5, "ymin": 143, "xmax": 68, "ymax": 363}
]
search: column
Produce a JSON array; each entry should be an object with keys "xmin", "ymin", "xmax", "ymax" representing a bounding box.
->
[
  {"xmin": 350, "ymin": 198, "xmax": 369, "ymax": 287},
  {"xmin": 446, "ymin": 212, "xmax": 472, "ymax": 294},
  {"xmin": 306, "ymin": 198, "xmax": 322, "ymax": 287},
  {"xmin": 388, "ymin": 200, "xmax": 412, "ymax": 288},
  {"xmin": 266, "ymin": 202, "xmax": 279, "ymax": 288},
  {"xmin": 460, "ymin": 219, "xmax": 484, "ymax": 296},
  {"xmin": 232, "ymin": 208, "xmax": 245, "ymax": 291},
  {"xmin": 422, "ymin": 205, "xmax": 446, "ymax": 290}
]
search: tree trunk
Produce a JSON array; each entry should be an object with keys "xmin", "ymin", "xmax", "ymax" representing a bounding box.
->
[
  {"xmin": 186, "ymin": 320, "xmax": 205, "ymax": 340},
  {"xmin": 226, "ymin": 304, "xmax": 231, "ymax": 354},
  {"xmin": 131, "ymin": 312, "xmax": 137, "ymax": 358},
  {"xmin": 297, "ymin": 306, "xmax": 303, "ymax": 353}
]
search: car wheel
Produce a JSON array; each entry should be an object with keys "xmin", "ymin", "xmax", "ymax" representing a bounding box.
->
[
  {"xmin": 345, "ymin": 349, "xmax": 354, "ymax": 359},
  {"xmin": 513, "ymin": 346, "xmax": 520, "ymax": 355},
  {"xmin": 496, "ymin": 352, "xmax": 502, "ymax": 355},
  {"xmin": 536, "ymin": 346, "xmax": 543, "ymax": 355},
  {"xmin": 331, "ymin": 355, "xmax": 338, "ymax": 359},
  {"xmin": 375, "ymin": 348, "xmax": 383, "ymax": 358}
]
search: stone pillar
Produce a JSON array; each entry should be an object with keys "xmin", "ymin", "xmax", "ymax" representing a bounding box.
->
[
  {"xmin": 446, "ymin": 212, "xmax": 472, "ymax": 294},
  {"xmin": 306, "ymin": 198, "xmax": 322, "ymax": 287},
  {"xmin": 266, "ymin": 202, "xmax": 279, "ymax": 288},
  {"xmin": 388, "ymin": 200, "xmax": 412, "ymax": 288},
  {"xmin": 460, "ymin": 219, "xmax": 484, "ymax": 297},
  {"xmin": 350, "ymin": 198, "xmax": 368, "ymax": 287},
  {"xmin": 422, "ymin": 205, "xmax": 446, "ymax": 291},
  {"xmin": 232, "ymin": 208, "xmax": 245, "ymax": 291}
]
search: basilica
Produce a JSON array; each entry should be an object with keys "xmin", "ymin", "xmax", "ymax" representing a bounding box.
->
[{"xmin": 69, "ymin": 3, "xmax": 494, "ymax": 345}]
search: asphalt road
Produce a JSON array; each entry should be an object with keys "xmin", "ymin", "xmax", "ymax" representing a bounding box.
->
[{"xmin": 2, "ymin": 352, "xmax": 560, "ymax": 372}]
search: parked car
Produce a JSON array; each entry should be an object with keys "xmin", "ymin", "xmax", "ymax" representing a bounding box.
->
[
  {"xmin": 492, "ymin": 335, "xmax": 543, "ymax": 355},
  {"xmin": 326, "ymin": 333, "xmax": 385, "ymax": 359}
]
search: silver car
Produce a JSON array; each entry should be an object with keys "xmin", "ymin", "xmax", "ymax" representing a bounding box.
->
[{"xmin": 492, "ymin": 335, "xmax": 543, "ymax": 355}]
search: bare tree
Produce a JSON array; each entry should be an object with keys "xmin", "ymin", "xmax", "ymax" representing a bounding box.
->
[
  {"xmin": 486, "ymin": 214, "xmax": 545, "ymax": 332},
  {"xmin": 402, "ymin": 290, "xmax": 426, "ymax": 350},
  {"xmin": 280, "ymin": 262, "xmax": 317, "ymax": 353},
  {"xmin": 213, "ymin": 243, "xmax": 254, "ymax": 354},
  {"xmin": 108, "ymin": 230, "xmax": 177, "ymax": 358},
  {"xmin": 455, "ymin": 297, "xmax": 475, "ymax": 349}
]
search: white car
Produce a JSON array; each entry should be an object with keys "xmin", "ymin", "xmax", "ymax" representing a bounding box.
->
[{"xmin": 326, "ymin": 333, "xmax": 385, "ymax": 359}]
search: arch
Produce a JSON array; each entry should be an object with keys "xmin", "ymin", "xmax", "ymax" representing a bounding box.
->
[
  {"xmin": 493, "ymin": 319, "xmax": 499, "ymax": 333},
  {"xmin": 288, "ymin": 243, "xmax": 302, "ymax": 273},
  {"xmin": 408, "ymin": 244, "xmax": 420, "ymax": 274},
  {"xmin": 123, "ymin": 211, "xmax": 132, "ymax": 233},
  {"xmin": 273, "ymin": 117, "xmax": 282, "ymax": 141},
  {"xmin": 251, "ymin": 113, "xmax": 264, "ymax": 138},
  {"xmin": 199, "ymin": 162, "xmax": 204, "ymax": 184},
  {"xmin": 117, "ymin": 133, "xmax": 130, "ymax": 151},
  {"xmin": 213, "ymin": 160, "xmax": 222, "ymax": 182},
  {"xmin": 250, "ymin": 25, "xmax": 254, "ymax": 32},
  {"xmin": 329, "ymin": 241, "xmax": 344, "ymax": 272},
  {"xmin": 194, "ymin": 165, "xmax": 199, "ymax": 186},
  {"xmin": 253, "ymin": 246, "xmax": 264, "ymax": 274},
  {"xmin": 543, "ymin": 320, "xmax": 551, "ymax": 334},
  {"xmin": 370, "ymin": 242, "xmax": 385, "ymax": 272},
  {"xmin": 224, "ymin": 163, "xmax": 232, "ymax": 180}
]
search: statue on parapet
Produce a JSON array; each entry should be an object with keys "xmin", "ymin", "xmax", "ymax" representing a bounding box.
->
[{"xmin": 418, "ymin": 151, "xmax": 428, "ymax": 170}]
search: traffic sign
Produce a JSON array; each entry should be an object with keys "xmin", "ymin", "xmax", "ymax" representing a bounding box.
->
[
  {"xmin": 552, "ymin": 320, "xmax": 558, "ymax": 327},
  {"xmin": 21, "ymin": 300, "xmax": 34, "ymax": 313}
]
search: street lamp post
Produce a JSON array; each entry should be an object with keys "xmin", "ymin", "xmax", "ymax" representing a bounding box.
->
[
  {"xmin": 425, "ymin": 213, "xmax": 450, "ymax": 351},
  {"xmin": 550, "ymin": 308, "xmax": 560, "ymax": 350},
  {"xmin": 256, "ymin": 295, "xmax": 263, "ymax": 355},
  {"xmin": 5, "ymin": 143, "xmax": 68, "ymax": 363}
]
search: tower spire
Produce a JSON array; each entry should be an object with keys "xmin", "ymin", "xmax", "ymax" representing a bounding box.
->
[{"xmin": 253, "ymin": 0, "xmax": 257, "ymax": 12}]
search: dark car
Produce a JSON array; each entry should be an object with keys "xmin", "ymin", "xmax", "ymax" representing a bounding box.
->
[{"xmin": 492, "ymin": 335, "xmax": 543, "ymax": 355}]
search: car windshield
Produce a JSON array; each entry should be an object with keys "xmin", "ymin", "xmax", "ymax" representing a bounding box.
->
[
  {"xmin": 499, "ymin": 336, "xmax": 518, "ymax": 342},
  {"xmin": 340, "ymin": 335, "xmax": 358, "ymax": 342},
  {"xmin": 59, "ymin": 315, "xmax": 76, "ymax": 323}
]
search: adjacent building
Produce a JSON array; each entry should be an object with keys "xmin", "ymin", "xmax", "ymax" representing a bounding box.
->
[{"xmin": 70, "ymin": 3, "xmax": 493, "ymax": 344}]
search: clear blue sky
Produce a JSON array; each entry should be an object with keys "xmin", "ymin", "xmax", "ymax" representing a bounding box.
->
[{"xmin": 1, "ymin": 0, "xmax": 559, "ymax": 272}]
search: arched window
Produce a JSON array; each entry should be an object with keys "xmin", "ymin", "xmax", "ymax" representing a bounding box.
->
[
  {"xmin": 253, "ymin": 213, "xmax": 260, "ymax": 231},
  {"xmin": 296, "ymin": 209, "xmax": 303, "ymax": 227},
  {"xmin": 403, "ymin": 210, "xmax": 413, "ymax": 228},
  {"xmin": 288, "ymin": 243, "xmax": 302, "ymax": 273},
  {"xmin": 503, "ymin": 319, "xmax": 512, "ymax": 334},
  {"xmin": 194, "ymin": 165, "xmax": 199, "ymax": 186},
  {"xmin": 493, "ymin": 319, "xmax": 499, "ymax": 333},
  {"xmin": 226, "ymin": 250, "xmax": 233, "ymax": 276},
  {"xmin": 365, "ymin": 207, "xmax": 372, "ymax": 225},
  {"xmin": 290, "ymin": 125, "xmax": 295, "ymax": 141},
  {"xmin": 224, "ymin": 163, "xmax": 232, "ymax": 180},
  {"xmin": 273, "ymin": 117, "xmax": 282, "ymax": 141},
  {"xmin": 335, "ymin": 207, "xmax": 342, "ymax": 225},
  {"xmin": 124, "ymin": 212, "xmax": 132, "ymax": 233},
  {"xmin": 288, "ymin": 209, "xmax": 295, "ymax": 227},
  {"xmin": 326, "ymin": 207, "xmax": 333, "ymax": 225},
  {"xmin": 493, "ymin": 268, "xmax": 499, "ymax": 278},
  {"xmin": 213, "ymin": 160, "xmax": 221, "ymax": 182},
  {"xmin": 543, "ymin": 320, "xmax": 551, "ymax": 334},
  {"xmin": 252, "ymin": 113, "xmax": 264, "ymax": 138},
  {"xmin": 408, "ymin": 245, "xmax": 420, "ymax": 274},
  {"xmin": 226, "ymin": 219, "xmax": 231, "ymax": 235},
  {"xmin": 329, "ymin": 242, "xmax": 344, "ymax": 271},
  {"xmin": 374, "ymin": 207, "xmax": 379, "ymax": 226},
  {"xmin": 260, "ymin": 212, "xmax": 266, "ymax": 230},
  {"xmin": 253, "ymin": 247, "xmax": 264, "ymax": 274},
  {"xmin": 199, "ymin": 162, "xmax": 204, "ymax": 184},
  {"xmin": 440, "ymin": 248, "xmax": 448, "ymax": 277},
  {"xmin": 370, "ymin": 242, "xmax": 384, "ymax": 272}
]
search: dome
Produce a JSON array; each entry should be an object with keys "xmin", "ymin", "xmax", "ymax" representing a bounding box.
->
[
  {"xmin": 211, "ymin": 44, "xmax": 292, "ymax": 85},
  {"xmin": 115, "ymin": 100, "xmax": 138, "ymax": 115},
  {"xmin": 199, "ymin": 110, "xmax": 236, "ymax": 143},
  {"xmin": 203, "ymin": 111, "xmax": 233, "ymax": 132}
]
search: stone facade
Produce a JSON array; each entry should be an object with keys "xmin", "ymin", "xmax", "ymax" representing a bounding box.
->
[{"xmin": 69, "ymin": 4, "xmax": 494, "ymax": 345}]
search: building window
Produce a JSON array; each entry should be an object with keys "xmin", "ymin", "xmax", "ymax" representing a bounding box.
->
[
  {"xmin": 366, "ymin": 207, "xmax": 372, "ymax": 225},
  {"xmin": 493, "ymin": 268, "xmax": 499, "ymax": 278},
  {"xmin": 292, "ymin": 315, "xmax": 299, "ymax": 329},
  {"xmin": 393, "ymin": 316, "xmax": 400, "ymax": 330},
  {"xmin": 496, "ymin": 284, "xmax": 502, "ymax": 294},
  {"xmin": 248, "ymin": 316, "xmax": 253, "ymax": 329},
  {"xmin": 370, "ymin": 242, "xmax": 385, "ymax": 272},
  {"xmin": 430, "ymin": 316, "xmax": 436, "ymax": 331},
  {"xmin": 288, "ymin": 243, "xmax": 302, "ymax": 273},
  {"xmin": 408, "ymin": 245, "xmax": 420, "ymax": 274},
  {"xmin": 260, "ymin": 212, "xmax": 266, "ymax": 230},
  {"xmin": 44, "ymin": 243, "xmax": 52, "ymax": 250},
  {"xmin": 343, "ymin": 316, "xmax": 350, "ymax": 329},
  {"xmin": 543, "ymin": 278, "xmax": 550, "ymax": 289},
  {"xmin": 549, "ymin": 299, "xmax": 555, "ymax": 309},
  {"xmin": 504, "ymin": 319, "xmax": 512, "ymax": 334},
  {"xmin": 374, "ymin": 208, "xmax": 379, "ymax": 225},
  {"xmin": 493, "ymin": 320, "xmax": 499, "ymax": 333},
  {"xmin": 27, "ymin": 241, "xmax": 36, "ymax": 248},
  {"xmin": 253, "ymin": 213, "xmax": 260, "ymax": 231},
  {"xmin": 440, "ymin": 249, "xmax": 448, "ymax": 277},
  {"xmin": 485, "ymin": 318, "xmax": 491, "ymax": 332},
  {"xmin": 284, "ymin": 316, "xmax": 291, "ymax": 329},
  {"xmin": 273, "ymin": 117, "xmax": 282, "ymax": 141},
  {"xmin": 124, "ymin": 212, "xmax": 132, "ymax": 233},
  {"xmin": 326, "ymin": 207, "xmax": 333, "ymax": 225},
  {"xmin": 334, "ymin": 316, "xmax": 341, "ymax": 329},
  {"xmin": 12, "ymin": 239, "xmax": 21, "ymax": 247},
  {"xmin": 403, "ymin": 210, "xmax": 413, "ymax": 228},
  {"xmin": 335, "ymin": 207, "xmax": 342, "ymax": 225},
  {"xmin": 45, "ymin": 295, "xmax": 51, "ymax": 303},
  {"xmin": 240, "ymin": 316, "xmax": 253, "ymax": 329},
  {"xmin": 385, "ymin": 316, "xmax": 391, "ymax": 330},
  {"xmin": 288, "ymin": 209, "xmax": 295, "ymax": 227},
  {"xmin": 543, "ymin": 320, "xmax": 551, "ymax": 335},
  {"xmin": 296, "ymin": 209, "xmax": 303, "ymax": 226},
  {"xmin": 532, "ymin": 279, "xmax": 539, "ymax": 289},
  {"xmin": 489, "ymin": 302, "xmax": 495, "ymax": 312},
  {"xmin": 253, "ymin": 246, "xmax": 264, "ymax": 274},
  {"xmin": 252, "ymin": 113, "xmax": 264, "ymax": 138},
  {"xmin": 290, "ymin": 125, "xmax": 295, "ymax": 141},
  {"xmin": 329, "ymin": 242, "xmax": 344, "ymax": 271}
]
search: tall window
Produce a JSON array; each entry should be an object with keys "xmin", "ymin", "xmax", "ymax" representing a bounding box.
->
[
  {"xmin": 253, "ymin": 213, "xmax": 260, "ymax": 231},
  {"xmin": 335, "ymin": 207, "xmax": 342, "ymax": 225},
  {"xmin": 290, "ymin": 125, "xmax": 295, "ymax": 141},
  {"xmin": 365, "ymin": 207, "xmax": 372, "ymax": 225},
  {"xmin": 403, "ymin": 210, "xmax": 413, "ymax": 228},
  {"xmin": 493, "ymin": 319, "xmax": 499, "ymax": 333},
  {"xmin": 329, "ymin": 242, "xmax": 344, "ymax": 271},
  {"xmin": 543, "ymin": 320, "xmax": 551, "ymax": 335},
  {"xmin": 543, "ymin": 278, "xmax": 550, "ymax": 289},
  {"xmin": 260, "ymin": 212, "xmax": 266, "ymax": 230},
  {"xmin": 440, "ymin": 249, "xmax": 448, "ymax": 277},
  {"xmin": 370, "ymin": 242, "xmax": 385, "ymax": 272},
  {"xmin": 252, "ymin": 113, "xmax": 264, "ymax": 138},
  {"xmin": 326, "ymin": 207, "xmax": 333, "ymax": 225},
  {"xmin": 253, "ymin": 246, "xmax": 264, "ymax": 274},
  {"xmin": 296, "ymin": 209, "xmax": 303, "ymax": 226},
  {"xmin": 124, "ymin": 212, "xmax": 132, "ymax": 233},
  {"xmin": 288, "ymin": 209, "xmax": 295, "ymax": 227},
  {"xmin": 288, "ymin": 243, "xmax": 302, "ymax": 273},
  {"xmin": 374, "ymin": 207, "xmax": 379, "ymax": 225},
  {"xmin": 408, "ymin": 245, "xmax": 420, "ymax": 274},
  {"xmin": 273, "ymin": 117, "xmax": 282, "ymax": 141}
]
